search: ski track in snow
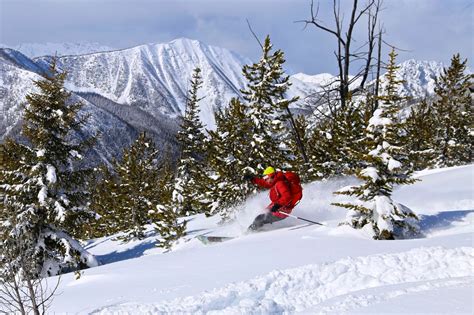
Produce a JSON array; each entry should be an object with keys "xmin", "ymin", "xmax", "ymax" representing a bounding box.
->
[{"xmin": 92, "ymin": 246, "xmax": 473, "ymax": 314}]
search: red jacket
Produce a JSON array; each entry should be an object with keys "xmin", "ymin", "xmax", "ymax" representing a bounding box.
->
[{"xmin": 252, "ymin": 171, "xmax": 294, "ymax": 218}]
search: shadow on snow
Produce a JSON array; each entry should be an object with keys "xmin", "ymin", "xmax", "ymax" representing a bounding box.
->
[
  {"xmin": 93, "ymin": 228, "xmax": 209, "ymax": 265},
  {"xmin": 418, "ymin": 209, "xmax": 474, "ymax": 233},
  {"xmin": 95, "ymin": 241, "xmax": 157, "ymax": 265}
]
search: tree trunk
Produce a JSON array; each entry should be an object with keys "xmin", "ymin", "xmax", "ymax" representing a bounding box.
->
[
  {"xmin": 374, "ymin": 31, "xmax": 383, "ymax": 112},
  {"xmin": 25, "ymin": 277, "xmax": 41, "ymax": 315},
  {"xmin": 285, "ymin": 107, "xmax": 310, "ymax": 164}
]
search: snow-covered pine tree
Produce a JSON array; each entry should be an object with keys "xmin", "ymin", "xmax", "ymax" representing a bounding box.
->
[
  {"xmin": 403, "ymin": 99, "xmax": 437, "ymax": 170},
  {"xmin": 431, "ymin": 54, "xmax": 473, "ymax": 167},
  {"xmin": 153, "ymin": 149, "xmax": 186, "ymax": 249},
  {"xmin": 153, "ymin": 201, "xmax": 186, "ymax": 249},
  {"xmin": 0, "ymin": 59, "xmax": 98, "ymax": 277},
  {"xmin": 241, "ymin": 35, "xmax": 298, "ymax": 173},
  {"xmin": 306, "ymin": 99, "xmax": 369, "ymax": 179},
  {"xmin": 333, "ymin": 49, "xmax": 420, "ymax": 240},
  {"xmin": 0, "ymin": 140, "xmax": 42, "ymax": 278},
  {"xmin": 89, "ymin": 164, "xmax": 121, "ymax": 237},
  {"xmin": 172, "ymin": 67, "xmax": 211, "ymax": 216},
  {"xmin": 0, "ymin": 159, "xmax": 60, "ymax": 313},
  {"xmin": 206, "ymin": 98, "xmax": 254, "ymax": 220}
]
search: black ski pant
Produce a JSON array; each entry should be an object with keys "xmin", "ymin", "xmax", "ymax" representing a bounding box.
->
[{"xmin": 248, "ymin": 213, "xmax": 285, "ymax": 231}]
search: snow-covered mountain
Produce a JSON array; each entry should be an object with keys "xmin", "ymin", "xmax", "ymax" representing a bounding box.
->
[
  {"xmin": 0, "ymin": 38, "xmax": 446, "ymax": 164},
  {"xmin": 292, "ymin": 72, "xmax": 337, "ymax": 87},
  {"xmin": 34, "ymin": 38, "xmax": 253, "ymax": 127},
  {"xmin": 392, "ymin": 59, "xmax": 444, "ymax": 98},
  {"xmin": 0, "ymin": 38, "xmax": 318, "ymax": 163},
  {"xmin": 0, "ymin": 50, "xmax": 43, "ymax": 138},
  {"xmin": 0, "ymin": 42, "xmax": 115, "ymax": 58},
  {"xmin": 0, "ymin": 49, "xmax": 177, "ymax": 164},
  {"xmin": 293, "ymin": 59, "xmax": 445, "ymax": 101}
]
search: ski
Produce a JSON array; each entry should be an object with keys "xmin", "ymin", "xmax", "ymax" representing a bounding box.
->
[{"xmin": 196, "ymin": 235, "xmax": 236, "ymax": 245}]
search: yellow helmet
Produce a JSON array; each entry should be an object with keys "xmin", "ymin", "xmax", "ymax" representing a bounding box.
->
[{"xmin": 263, "ymin": 166, "xmax": 276, "ymax": 176}]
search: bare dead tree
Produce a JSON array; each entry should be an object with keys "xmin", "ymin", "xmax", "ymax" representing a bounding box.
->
[
  {"xmin": 374, "ymin": 29, "xmax": 383, "ymax": 111},
  {"xmin": 0, "ymin": 236, "xmax": 60, "ymax": 314},
  {"xmin": 284, "ymin": 106, "xmax": 310, "ymax": 164},
  {"xmin": 359, "ymin": 0, "xmax": 382, "ymax": 90},
  {"xmin": 298, "ymin": 0, "xmax": 383, "ymax": 110}
]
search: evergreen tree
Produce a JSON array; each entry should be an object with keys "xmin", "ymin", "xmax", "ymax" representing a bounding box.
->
[
  {"xmin": 89, "ymin": 164, "xmax": 120, "ymax": 237},
  {"xmin": 92, "ymin": 132, "xmax": 162, "ymax": 241},
  {"xmin": 0, "ymin": 59, "xmax": 98, "ymax": 277},
  {"xmin": 153, "ymin": 150, "xmax": 186, "ymax": 249},
  {"xmin": 403, "ymin": 99, "xmax": 437, "ymax": 170},
  {"xmin": 206, "ymin": 98, "xmax": 254, "ymax": 220},
  {"xmin": 153, "ymin": 201, "xmax": 187, "ymax": 250},
  {"xmin": 306, "ymin": 99, "xmax": 369, "ymax": 179},
  {"xmin": 90, "ymin": 136, "xmax": 185, "ymax": 248},
  {"xmin": 333, "ymin": 49, "xmax": 420, "ymax": 240},
  {"xmin": 431, "ymin": 54, "xmax": 473, "ymax": 167},
  {"xmin": 241, "ymin": 35, "xmax": 298, "ymax": 174},
  {"xmin": 172, "ymin": 67, "xmax": 211, "ymax": 216}
]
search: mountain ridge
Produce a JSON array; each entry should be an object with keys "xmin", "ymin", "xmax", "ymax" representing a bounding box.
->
[
  {"xmin": 0, "ymin": 41, "xmax": 116, "ymax": 58},
  {"xmin": 0, "ymin": 38, "xmax": 446, "ymax": 164}
]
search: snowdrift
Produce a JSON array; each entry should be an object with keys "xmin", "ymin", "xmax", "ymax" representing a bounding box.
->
[{"xmin": 45, "ymin": 165, "xmax": 474, "ymax": 314}]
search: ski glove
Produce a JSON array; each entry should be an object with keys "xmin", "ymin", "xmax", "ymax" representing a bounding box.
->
[{"xmin": 270, "ymin": 204, "xmax": 281, "ymax": 213}]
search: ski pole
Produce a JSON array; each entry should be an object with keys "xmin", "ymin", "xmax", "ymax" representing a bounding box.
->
[{"xmin": 277, "ymin": 211, "xmax": 325, "ymax": 226}]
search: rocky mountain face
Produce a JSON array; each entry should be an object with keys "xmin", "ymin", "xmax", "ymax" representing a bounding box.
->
[
  {"xmin": 0, "ymin": 38, "xmax": 445, "ymax": 165},
  {"xmin": 294, "ymin": 59, "xmax": 445, "ymax": 101},
  {"xmin": 0, "ymin": 49, "xmax": 175, "ymax": 165},
  {"xmin": 34, "ymin": 38, "xmax": 253, "ymax": 127}
]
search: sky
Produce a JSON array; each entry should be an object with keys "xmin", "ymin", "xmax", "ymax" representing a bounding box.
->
[{"xmin": 0, "ymin": 0, "xmax": 472, "ymax": 75}]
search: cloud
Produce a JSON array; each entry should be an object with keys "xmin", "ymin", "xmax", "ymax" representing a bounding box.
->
[{"xmin": 1, "ymin": 0, "xmax": 472, "ymax": 74}]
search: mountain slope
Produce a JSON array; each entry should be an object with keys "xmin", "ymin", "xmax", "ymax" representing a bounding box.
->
[
  {"xmin": 34, "ymin": 38, "xmax": 252, "ymax": 127},
  {"xmin": 43, "ymin": 165, "xmax": 474, "ymax": 314},
  {"xmin": 0, "ymin": 38, "xmax": 447, "ymax": 164},
  {"xmin": 383, "ymin": 59, "xmax": 444, "ymax": 99},
  {"xmin": 294, "ymin": 59, "xmax": 444, "ymax": 101},
  {"xmin": 0, "ymin": 54, "xmax": 43, "ymax": 138},
  {"xmin": 0, "ymin": 48, "xmax": 46, "ymax": 74},
  {"xmin": 0, "ymin": 51, "xmax": 175, "ymax": 164}
]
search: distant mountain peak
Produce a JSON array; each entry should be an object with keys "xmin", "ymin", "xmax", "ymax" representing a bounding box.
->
[
  {"xmin": 386, "ymin": 59, "xmax": 444, "ymax": 98},
  {"xmin": 169, "ymin": 37, "xmax": 202, "ymax": 45},
  {"xmin": 292, "ymin": 72, "xmax": 336, "ymax": 86},
  {"xmin": 1, "ymin": 42, "xmax": 116, "ymax": 58}
]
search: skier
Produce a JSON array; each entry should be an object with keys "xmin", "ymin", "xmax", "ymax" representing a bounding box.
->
[{"xmin": 245, "ymin": 166, "xmax": 302, "ymax": 231}]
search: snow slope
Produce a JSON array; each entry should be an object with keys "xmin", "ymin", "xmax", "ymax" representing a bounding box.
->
[{"xmin": 43, "ymin": 165, "xmax": 473, "ymax": 314}]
